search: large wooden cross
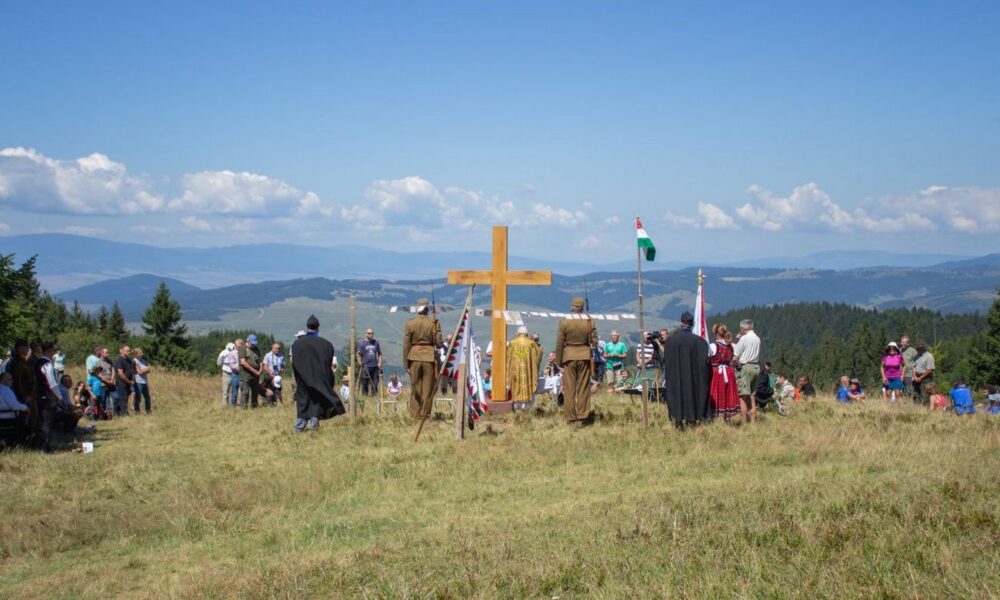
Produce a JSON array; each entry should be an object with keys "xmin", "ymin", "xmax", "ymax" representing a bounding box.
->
[{"xmin": 447, "ymin": 226, "xmax": 552, "ymax": 404}]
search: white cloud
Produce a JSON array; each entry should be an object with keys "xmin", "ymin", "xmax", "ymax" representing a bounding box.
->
[
  {"xmin": 575, "ymin": 234, "xmax": 603, "ymax": 249},
  {"xmin": 342, "ymin": 176, "xmax": 578, "ymax": 231},
  {"xmin": 604, "ymin": 215, "xmax": 621, "ymax": 226},
  {"xmin": 0, "ymin": 222, "xmax": 9, "ymax": 233},
  {"xmin": 63, "ymin": 225, "xmax": 106, "ymax": 236},
  {"xmin": 698, "ymin": 202, "xmax": 739, "ymax": 230},
  {"xmin": 0, "ymin": 147, "xmax": 163, "ymax": 215},
  {"xmin": 131, "ymin": 224, "xmax": 168, "ymax": 234},
  {"xmin": 169, "ymin": 170, "xmax": 328, "ymax": 217},
  {"xmin": 665, "ymin": 182, "xmax": 1000, "ymax": 234},
  {"xmin": 529, "ymin": 203, "xmax": 586, "ymax": 228},
  {"xmin": 181, "ymin": 216, "xmax": 213, "ymax": 232}
]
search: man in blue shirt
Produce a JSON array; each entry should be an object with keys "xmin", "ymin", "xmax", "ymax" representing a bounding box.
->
[
  {"xmin": 836, "ymin": 375, "xmax": 852, "ymax": 403},
  {"xmin": 357, "ymin": 328, "xmax": 382, "ymax": 397},
  {"xmin": 950, "ymin": 379, "xmax": 975, "ymax": 415}
]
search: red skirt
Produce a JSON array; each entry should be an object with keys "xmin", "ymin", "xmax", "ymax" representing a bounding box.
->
[{"xmin": 710, "ymin": 365, "xmax": 740, "ymax": 416}]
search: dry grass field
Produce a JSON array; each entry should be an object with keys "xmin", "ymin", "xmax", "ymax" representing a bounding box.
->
[{"xmin": 1, "ymin": 369, "xmax": 998, "ymax": 599}]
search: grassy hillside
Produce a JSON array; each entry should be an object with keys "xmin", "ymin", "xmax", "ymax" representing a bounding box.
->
[{"xmin": 1, "ymin": 371, "xmax": 998, "ymax": 598}]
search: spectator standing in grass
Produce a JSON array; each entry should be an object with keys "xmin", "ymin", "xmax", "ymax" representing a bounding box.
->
[
  {"xmin": 602, "ymin": 330, "xmax": 627, "ymax": 385},
  {"xmin": 899, "ymin": 337, "xmax": 917, "ymax": 398},
  {"xmin": 708, "ymin": 323, "xmax": 740, "ymax": 420},
  {"xmin": 239, "ymin": 335, "xmax": 263, "ymax": 409},
  {"xmin": 36, "ymin": 342, "xmax": 61, "ymax": 452},
  {"xmin": 262, "ymin": 342, "xmax": 285, "ymax": 405},
  {"xmin": 912, "ymin": 339, "xmax": 935, "ymax": 405},
  {"xmin": 133, "ymin": 347, "xmax": 152, "ymax": 414},
  {"xmin": 357, "ymin": 329, "xmax": 382, "ymax": 397},
  {"xmin": 217, "ymin": 342, "xmax": 233, "ymax": 406},
  {"xmin": 98, "ymin": 347, "xmax": 116, "ymax": 414},
  {"xmin": 950, "ymin": 379, "xmax": 975, "ymax": 415},
  {"xmin": 733, "ymin": 319, "xmax": 761, "ymax": 423},
  {"xmin": 662, "ymin": 311, "xmax": 711, "ymax": 427},
  {"xmin": 7, "ymin": 340, "xmax": 37, "ymax": 432},
  {"xmin": 53, "ymin": 346, "xmax": 65, "ymax": 381},
  {"xmin": 85, "ymin": 346, "xmax": 101, "ymax": 379},
  {"xmin": 881, "ymin": 342, "xmax": 906, "ymax": 402},
  {"xmin": 114, "ymin": 345, "xmax": 135, "ymax": 416}
]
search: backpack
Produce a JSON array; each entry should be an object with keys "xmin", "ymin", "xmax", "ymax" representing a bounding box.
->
[{"xmin": 216, "ymin": 351, "xmax": 225, "ymax": 368}]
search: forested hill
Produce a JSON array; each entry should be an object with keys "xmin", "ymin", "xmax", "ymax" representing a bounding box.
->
[{"xmin": 709, "ymin": 302, "xmax": 990, "ymax": 390}]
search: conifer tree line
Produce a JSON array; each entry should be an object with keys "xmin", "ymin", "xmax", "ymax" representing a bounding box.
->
[{"xmin": 0, "ymin": 254, "xmax": 275, "ymax": 372}]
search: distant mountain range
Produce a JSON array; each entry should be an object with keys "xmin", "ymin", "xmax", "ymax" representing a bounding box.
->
[{"xmin": 0, "ymin": 233, "xmax": 982, "ymax": 292}]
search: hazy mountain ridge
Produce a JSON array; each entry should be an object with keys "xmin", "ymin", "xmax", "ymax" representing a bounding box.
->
[{"xmin": 2, "ymin": 233, "xmax": 988, "ymax": 292}]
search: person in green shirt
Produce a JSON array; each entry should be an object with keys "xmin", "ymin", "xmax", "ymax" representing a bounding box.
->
[
  {"xmin": 602, "ymin": 330, "xmax": 628, "ymax": 385},
  {"xmin": 900, "ymin": 336, "xmax": 918, "ymax": 398}
]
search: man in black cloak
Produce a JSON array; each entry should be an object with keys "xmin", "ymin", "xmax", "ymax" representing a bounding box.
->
[
  {"xmin": 663, "ymin": 311, "xmax": 711, "ymax": 427},
  {"xmin": 290, "ymin": 315, "xmax": 345, "ymax": 433}
]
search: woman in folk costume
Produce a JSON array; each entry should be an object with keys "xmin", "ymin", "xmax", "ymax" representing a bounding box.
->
[{"xmin": 709, "ymin": 323, "xmax": 740, "ymax": 419}]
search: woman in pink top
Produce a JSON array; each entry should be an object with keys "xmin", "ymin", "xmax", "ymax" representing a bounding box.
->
[{"xmin": 881, "ymin": 341, "xmax": 906, "ymax": 402}]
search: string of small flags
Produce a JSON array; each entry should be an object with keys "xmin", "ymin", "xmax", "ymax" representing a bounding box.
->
[
  {"xmin": 474, "ymin": 309, "xmax": 637, "ymax": 326},
  {"xmin": 387, "ymin": 305, "xmax": 456, "ymax": 313}
]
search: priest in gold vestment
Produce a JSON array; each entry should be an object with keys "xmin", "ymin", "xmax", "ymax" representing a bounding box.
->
[{"xmin": 507, "ymin": 325, "xmax": 541, "ymax": 405}]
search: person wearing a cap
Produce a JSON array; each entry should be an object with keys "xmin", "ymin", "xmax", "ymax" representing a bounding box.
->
[
  {"xmin": 555, "ymin": 296, "xmax": 597, "ymax": 425},
  {"xmin": 403, "ymin": 298, "xmax": 442, "ymax": 419},
  {"xmin": 238, "ymin": 334, "xmax": 263, "ymax": 409},
  {"xmin": 290, "ymin": 314, "xmax": 345, "ymax": 432},
  {"xmin": 881, "ymin": 341, "xmax": 906, "ymax": 402},
  {"xmin": 507, "ymin": 325, "xmax": 541, "ymax": 409},
  {"xmin": 911, "ymin": 339, "xmax": 936, "ymax": 405},
  {"xmin": 663, "ymin": 311, "xmax": 711, "ymax": 427}
]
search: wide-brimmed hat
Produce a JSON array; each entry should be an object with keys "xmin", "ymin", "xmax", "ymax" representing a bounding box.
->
[{"xmin": 886, "ymin": 341, "xmax": 899, "ymax": 351}]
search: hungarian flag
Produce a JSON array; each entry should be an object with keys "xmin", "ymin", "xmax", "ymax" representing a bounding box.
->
[
  {"xmin": 693, "ymin": 269, "xmax": 708, "ymax": 341},
  {"xmin": 636, "ymin": 217, "xmax": 656, "ymax": 261}
]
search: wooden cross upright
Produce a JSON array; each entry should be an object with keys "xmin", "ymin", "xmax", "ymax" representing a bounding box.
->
[{"xmin": 447, "ymin": 226, "xmax": 552, "ymax": 405}]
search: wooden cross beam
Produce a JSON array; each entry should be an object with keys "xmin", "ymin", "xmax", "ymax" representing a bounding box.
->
[{"xmin": 447, "ymin": 226, "xmax": 552, "ymax": 405}]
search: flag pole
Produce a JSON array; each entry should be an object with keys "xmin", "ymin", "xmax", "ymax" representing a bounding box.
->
[
  {"xmin": 636, "ymin": 216, "xmax": 648, "ymax": 429},
  {"xmin": 454, "ymin": 286, "xmax": 474, "ymax": 440},
  {"xmin": 415, "ymin": 285, "xmax": 475, "ymax": 442}
]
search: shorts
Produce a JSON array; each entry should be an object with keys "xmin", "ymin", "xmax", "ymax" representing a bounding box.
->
[
  {"xmin": 606, "ymin": 364, "xmax": 622, "ymax": 383},
  {"xmin": 886, "ymin": 378, "xmax": 904, "ymax": 391},
  {"xmin": 737, "ymin": 363, "xmax": 759, "ymax": 397}
]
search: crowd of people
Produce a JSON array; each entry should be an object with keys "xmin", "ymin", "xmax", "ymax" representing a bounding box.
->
[
  {"xmin": 0, "ymin": 340, "xmax": 152, "ymax": 451},
  {"xmin": 215, "ymin": 335, "xmax": 286, "ymax": 409}
]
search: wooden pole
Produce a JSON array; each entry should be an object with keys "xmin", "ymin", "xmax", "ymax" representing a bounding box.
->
[
  {"xmin": 491, "ymin": 226, "xmax": 508, "ymax": 404},
  {"xmin": 637, "ymin": 231, "xmax": 648, "ymax": 429},
  {"xmin": 454, "ymin": 361, "xmax": 466, "ymax": 440},
  {"xmin": 349, "ymin": 295, "xmax": 357, "ymax": 423}
]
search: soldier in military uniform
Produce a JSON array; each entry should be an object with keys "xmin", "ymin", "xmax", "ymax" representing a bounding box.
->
[
  {"xmin": 555, "ymin": 296, "xmax": 597, "ymax": 425},
  {"xmin": 403, "ymin": 298, "xmax": 443, "ymax": 419}
]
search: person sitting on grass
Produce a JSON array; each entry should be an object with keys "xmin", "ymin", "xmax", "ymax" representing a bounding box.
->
[
  {"xmin": 949, "ymin": 379, "xmax": 975, "ymax": 415},
  {"xmin": 774, "ymin": 374, "xmax": 795, "ymax": 414},
  {"xmin": 0, "ymin": 371, "xmax": 30, "ymax": 445},
  {"xmin": 926, "ymin": 383, "xmax": 949, "ymax": 412},
  {"xmin": 55, "ymin": 374, "xmax": 84, "ymax": 434},
  {"xmin": 985, "ymin": 385, "xmax": 1000, "ymax": 415},
  {"xmin": 848, "ymin": 378, "xmax": 866, "ymax": 403},
  {"xmin": 612, "ymin": 368, "xmax": 637, "ymax": 393},
  {"xmin": 795, "ymin": 375, "xmax": 816, "ymax": 401},
  {"xmin": 387, "ymin": 372, "xmax": 404, "ymax": 398},
  {"xmin": 836, "ymin": 376, "xmax": 852, "ymax": 403}
]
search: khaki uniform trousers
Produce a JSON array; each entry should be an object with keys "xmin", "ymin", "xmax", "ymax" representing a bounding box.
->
[
  {"xmin": 562, "ymin": 360, "xmax": 592, "ymax": 423},
  {"xmin": 408, "ymin": 361, "xmax": 437, "ymax": 418}
]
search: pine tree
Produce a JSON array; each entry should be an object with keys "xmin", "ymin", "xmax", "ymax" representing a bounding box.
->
[
  {"xmin": 97, "ymin": 305, "xmax": 110, "ymax": 334},
  {"xmin": 68, "ymin": 300, "xmax": 94, "ymax": 330},
  {"xmin": 0, "ymin": 254, "xmax": 39, "ymax": 348},
  {"xmin": 107, "ymin": 301, "xmax": 130, "ymax": 344},
  {"xmin": 968, "ymin": 288, "xmax": 1000, "ymax": 386},
  {"xmin": 141, "ymin": 282, "xmax": 195, "ymax": 370}
]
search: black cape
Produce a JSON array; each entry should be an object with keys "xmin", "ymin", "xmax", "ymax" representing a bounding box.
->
[
  {"xmin": 291, "ymin": 334, "xmax": 345, "ymax": 421},
  {"xmin": 663, "ymin": 329, "xmax": 711, "ymax": 423}
]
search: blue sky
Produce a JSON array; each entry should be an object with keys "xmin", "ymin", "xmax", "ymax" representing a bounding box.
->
[{"xmin": 1, "ymin": 1, "xmax": 999, "ymax": 264}]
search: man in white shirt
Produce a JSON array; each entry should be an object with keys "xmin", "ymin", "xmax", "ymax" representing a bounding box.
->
[
  {"xmin": 222, "ymin": 342, "xmax": 241, "ymax": 407},
  {"xmin": 37, "ymin": 342, "xmax": 62, "ymax": 452},
  {"xmin": 0, "ymin": 371, "xmax": 29, "ymax": 445},
  {"xmin": 732, "ymin": 319, "xmax": 762, "ymax": 424}
]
